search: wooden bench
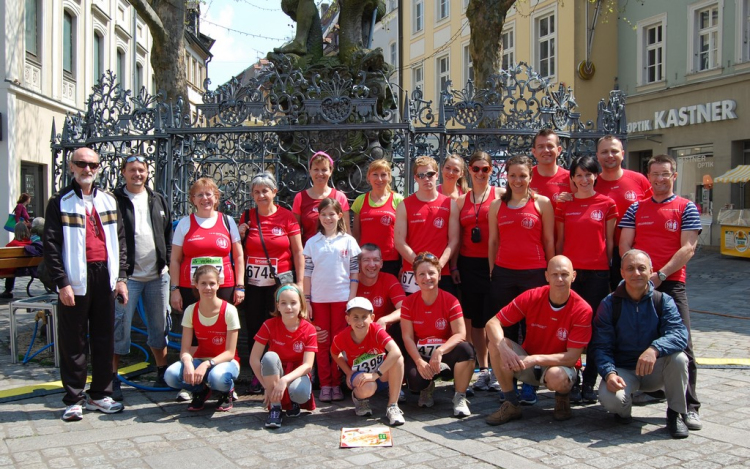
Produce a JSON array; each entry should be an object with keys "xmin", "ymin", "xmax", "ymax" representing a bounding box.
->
[{"xmin": 0, "ymin": 246, "xmax": 43, "ymax": 296}]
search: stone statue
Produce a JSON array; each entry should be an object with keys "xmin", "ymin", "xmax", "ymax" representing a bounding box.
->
[{"xmin": 275, "ymin": 0, "xmax": 324, "ymax": 62}]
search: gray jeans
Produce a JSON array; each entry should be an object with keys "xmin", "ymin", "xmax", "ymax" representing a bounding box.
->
[
  {"xmin": 598, "ymin": 352, "xmax": 688, "ymax": 417},
  {"xmin": 260, "ymin": 351, "xmax": 312, "ymax": 404}
]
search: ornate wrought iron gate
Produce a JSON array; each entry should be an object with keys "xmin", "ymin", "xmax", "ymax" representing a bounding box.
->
[{"xmin": 50, "ymin": 60, "xmax": 626, "ymax": 219}]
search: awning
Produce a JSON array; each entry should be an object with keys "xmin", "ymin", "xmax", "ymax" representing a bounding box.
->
[{"xmin": 715, "ymin": 165, "xmax": 750, "ymax": 183}]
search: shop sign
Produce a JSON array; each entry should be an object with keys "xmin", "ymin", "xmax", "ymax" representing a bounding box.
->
[{"xmin": 627, "ymin": 100, "xmax": 737, "ymax": 133}]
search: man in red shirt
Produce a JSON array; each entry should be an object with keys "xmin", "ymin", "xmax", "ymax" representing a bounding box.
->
[
  {"xmin": 484, "ymin": 256, "xmax": 592, "ymax": 425},
  {"xmin": 530, "ymin": 129, "xmax": 571, "ymax": 208},
  {"xmin": 595, "ymin": 136, "xmax": 652, "ymax": 289},
  {"xmin": 358, "ymin": 244, "xmax": 406, "ymax": 327}
]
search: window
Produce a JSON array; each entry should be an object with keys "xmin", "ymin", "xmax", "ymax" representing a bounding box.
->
[
  {"xmin": 436, "ymin": 54, "xmax": 450, "ymax": 102},
  {"xmin": 737, "ymin": 0, "xmax": 750, "ymax": 62},
  {"xmin": 463, "ymin": 44, "xmax": 474, "ymax": 84},
  {"xmin": 437, "ymin": 0, "xmax": 449, "ymax": 21},
  {"xmin": 63, "ymin": 11, "xmax": 75, "ymax": 77},
  {"xmin": 637, "ymin": 14, "xmax": 666, "ymax": 85},
  {"xmin": 25, "ymin": 0, "xmax": 39, "ymax": 58},
  {"xmin": 414, "ymin": 0, "xmax": 424, "ymax": 33},
  {"xmin": 116, "ymin": 49, "xmax": 125, "ymax": 87},
  {"xmin": 501, "ymin": 25, "xmax": 515, "ymax": 70},
  {"xmin": 390, "ymin": 42, "xmax": 398, "ymax": 67},
  {"xmin": 136, "ymin": 63, "xmax": 143, "ymax": 92},
  {"xmin": 689, "ymin": 1, "xmax": 721, "ymax": 72},
  {"xmin": 413, "ymin": 65, "xmax": 424, "ymax": 92},
  {"xmin": 534, "ymin": 11, "xmax": 556, "ymax": 79},
  {"xmin": 93, "ymin": 33, "xmax": 103, "ymax": 82}
]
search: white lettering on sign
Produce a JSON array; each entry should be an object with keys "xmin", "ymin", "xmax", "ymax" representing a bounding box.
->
[{"xmin": 652, "ymin": 100, "xmax": 736, "ymax": 130}]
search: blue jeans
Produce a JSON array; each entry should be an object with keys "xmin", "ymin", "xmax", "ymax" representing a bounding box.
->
[
  {"xmin": 114, "ymin": 272, "xmax": 170, "ymax": 354},
  {"xmin": 164, "ymin": 359, "xmax": 240, "ymax": 393}
]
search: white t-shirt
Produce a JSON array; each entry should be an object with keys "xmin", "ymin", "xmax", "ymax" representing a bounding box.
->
[
  {"xmin": 303, "ymin": 232, "xmax": 361, "ymax": 303},
  {"xmin": 172, "ymin": 213, "xmax": 242, "ymax": 246},
  {"xmin": 125, "ymin": 188, "xmax": 162, "ymax": 282},
  {"xmin": 181, "ymin": 301, "xmax": 241, "ymax": 330}
]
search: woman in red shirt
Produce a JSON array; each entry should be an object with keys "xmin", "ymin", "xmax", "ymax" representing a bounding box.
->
[
  {"xmin": 451, "ymin": 151, "xmax": 504, "ymax": 390},
  {"xmin": 401, "ymin": 252, "xmax": 475, "ymax": 417},
  {"xmin": 438, "ymin": 154, "xmax": 468, "ymax": 200},
  {"xmin": 164, "ymin": 266, "xmax": 241, "ymax": 412},
  {"xmin": 351, "ymin": 159, "xmax": 404, "ymax": 277},
  {"xmin": 555, "ymin": 155, "xmax": 618, "ymax": 401},
  {"xmin": 292, "ymin": 151, "xmax": 350, "ymax": 245},
  {"xmin": 250, "ymin": 284, "xmax": 317, "ymax": 429}
]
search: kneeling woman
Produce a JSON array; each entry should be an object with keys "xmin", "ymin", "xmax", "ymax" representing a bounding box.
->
[
  {"xmin": 400, "ymin": 252, "xmax": 475, "ymax": 417},
  {"xmin": 250, "ymin": 284, "xmax": 317, "ymax": 429},
  {"xmin": 165, "ymin": 265, "xmax": 240, "ymax": 411}
]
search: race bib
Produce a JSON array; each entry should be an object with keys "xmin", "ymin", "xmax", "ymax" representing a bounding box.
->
[
  {"xmin": 416, "ymin": 338, "xmax": 445, "ymax": 359},
  {"xmin": 351, "ymin": 352, "xmax": 386, "ymax": 373},
  {"xmin": 401, "ymin": 270, "xmax": 418, "ymax": 293},
  {"xmin": 246, "ymin": 256, "xmax": 278, "ymax": 287},
  {"xmin": 191, "ymin": 257, "xmax": 224, "ymax": 285}
]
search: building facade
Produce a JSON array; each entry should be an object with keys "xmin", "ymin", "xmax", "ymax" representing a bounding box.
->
[
  {"xmin": 400, "ymin": 0, "xmax": 619, "ymax": 123},
  {"xmin": 618, "ymin": 0, "xmax": 750, "ymax": 245},
  {"xmin": 1, "ymin": 0, "xmax": 210, "ymax": 232}
]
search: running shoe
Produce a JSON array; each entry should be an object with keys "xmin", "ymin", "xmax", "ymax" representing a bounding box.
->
[
  {"xmin": 62, "ymin": 402, "xmax": 83, "ymax": 422},
  {"xmin": 418, "ymin": 381, "xmax": 435, "ymax": 408},
  {"xmin": 216, "ymin": 388, "xmax": 234, "ymax": 411},
  {"xmin": 452, "ymin": 392, "xmax": 471, "ymax": 418},
  {"xmin": 84, "ymin": 396, "xmax": 124, "ymax": 414},
  {"xmin": 488, "ymin": 371, "xmax": 501, "ymax": 392},
  {"xmin": 319, "ymin": 386, "xmax": 333, "ymax": 402},
  {"xmin": 331, "ymin": 386, "xmax": 345, "ymax": 401},
  {"xmin": 111, "ymin": 374, "xmax": 123, "ymax": 402},
  {"xmin": 265, "ymin": 405, "xmax": 283, "ymax": 429},
  {"xmin": 187, "ymin": 387, "xmax": 212, "ymax": 411},
  {"xmin": 519, "ymin": 384, "xmax": 538, "ymax": 405},
  {"xmin": 473, "ymin": 369, "xmax": 491, "ymax": 391},
  {"xmin": 386, "ymin": 404, "xmax": 405, "ymax": 426},
  {"xmin": 352, "ymin": 394, "xmax": 373, "ymax": 417},
  {"xmin": 286, "ymin": 402, "xmax": 301, "ymax": 418}
]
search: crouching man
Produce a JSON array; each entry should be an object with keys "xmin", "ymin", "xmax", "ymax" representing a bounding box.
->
[
  {"xmin": 592, "ymin": 249, "xmax": 690, "ymax": 438},
  {"xmin": 485, "ymin": 255, "xmax": 592, "ymax": 425}
]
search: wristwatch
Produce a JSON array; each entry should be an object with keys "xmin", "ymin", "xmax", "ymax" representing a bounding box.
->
[
  {"xmin": 208, "ymin": 359, "xmax": 217, "ymax": 368},
  {"xmin": 376, "ymin": 370, "xmax": 383, "ymax": 378},
  {"xmin": 169, "ymin": 285, "xmax": 179, "ymax": 292},
  {"xmin": 116, "ymin": 277, "xmax": 128, "ymax": 283},
  {"xmin": 656, "ymin": 271, "xmax": 667, "ymax": 282}
]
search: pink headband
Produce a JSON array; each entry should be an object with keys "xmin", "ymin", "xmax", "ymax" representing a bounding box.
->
[{"xmin": 309, "ymin": 151, "xmax": 334, "ymax": 169}]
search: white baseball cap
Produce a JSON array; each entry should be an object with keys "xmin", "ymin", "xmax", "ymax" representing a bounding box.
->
[{"xmin": 346, "ymin": 297, "xmax": 374, "ymax": 313}]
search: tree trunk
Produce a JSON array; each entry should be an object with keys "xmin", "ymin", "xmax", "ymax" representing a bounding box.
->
[
  {"xmin": 466, "ymin": 0, "xmax": 516, "ymax": 89},
  {"xmin": 129, "ymin": 0, "xmax": 187, "ymax": 103}
]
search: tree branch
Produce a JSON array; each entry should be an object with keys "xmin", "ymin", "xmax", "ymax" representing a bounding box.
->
[{"xmin": 128, "ymin": 0, "xmax": 167, "ymax": 43}]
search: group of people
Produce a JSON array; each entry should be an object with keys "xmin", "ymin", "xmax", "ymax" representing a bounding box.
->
[{"xmin": 43, "ymin": 129, "xmax": 702, "ymax": 438}]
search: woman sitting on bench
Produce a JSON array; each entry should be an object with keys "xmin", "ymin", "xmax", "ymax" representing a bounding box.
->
[{"xmin": 0, "ymin": 223, "xmax": 32, "ymax": 299}]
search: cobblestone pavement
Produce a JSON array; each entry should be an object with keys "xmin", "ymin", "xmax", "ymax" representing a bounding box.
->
[{"xmin": 1, "ymin": 248, "xmax": 749, "ymax": 469}]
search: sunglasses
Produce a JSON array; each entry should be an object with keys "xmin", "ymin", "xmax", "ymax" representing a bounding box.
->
[
  {"xmin": 416, "ymin": 171, "xmax": 437, "ymax": 180},
  {"xmin": 71, "ymin": 161, "xmax": 100, "ymax": 170},
  {"xmin": 126, "ymin": 156, "xmax": 147, "ymax": 163},
  {"xmin": 471, "ymin": 166, "xmax": 491, "ymax": 174},
  {"xmin": 413, "ymin": 252, "xmax": 438, "ymax": 263}
]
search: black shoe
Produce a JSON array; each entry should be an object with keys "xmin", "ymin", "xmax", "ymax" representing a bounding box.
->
[
  {"xmin": 249, "ymin": 376, "xmax": 264, "ymax": 395},
  {"xmin": 111, "ymin": 374, "xmax": 124, "ymax": 402},
  {"xmin": 0, "ymin": 291, "xmax": 13, "ymax": 299},
  {"xmin": 216, "ymin": 388, "xmax": 234, "ymax": 411},
  {"xmin": 286, "ymin": 402, "xmax": 301, "ymax": 418},
  {"xmin": 667, "ymin": 408, "xmax": 689, "ymax": 439},
  {"xmin": 153, "ymin": 366, "xmax": 168, "ymax": 388},
  {"xmin": 581, "ymin": 383, "xmax": 597, "ymax": 403},
  {"xmin": 187, "ymin": 386, "xmax": 212, "ymax": 411},
  {"xmin": 265, "ymin": 405, "xmax": 283, "ymax": 429},
  {"xmin": 570, "ymin": 383, "xmax": 582, "ymax": 404},
  {"xmin": 644, "ymin": 390, "xmax": 666, "ymax": 400}
]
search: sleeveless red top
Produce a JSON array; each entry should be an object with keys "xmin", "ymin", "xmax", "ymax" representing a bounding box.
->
[
  {"xmin": 495, "ymin": 198, "xmax": 547, "ymax": 270},
  {"xmin": 192, "ymin": 300, "xmax": 240, "ymax": 363},
  {"xmin": 402, "ymin": 193, "xmax": 452, "ymax": 275},
  {"xmin": 459, "ymin": 187, "xmax": 496, "ymax": 258},
  {"xmin": 179, "ymin": 214, "xmax": 234, "ymax": 288},
  {"xmin": 358, "ymin": 192, "xmax": 398, "ymax": 261}
]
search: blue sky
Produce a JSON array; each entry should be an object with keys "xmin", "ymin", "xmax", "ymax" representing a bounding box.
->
[{"xmin": 200, "ymin": 0, "xmax": 295, "ymax": 89}]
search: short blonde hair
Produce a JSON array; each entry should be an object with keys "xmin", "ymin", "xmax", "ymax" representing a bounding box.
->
[
  {"xmin": 189, "ymin": 178, "xmax": 221, "ymax": 210},
  {"xmin": 413, "ymin": 156, "xmax": 438, "ymax": 176},
  {"xmin": 367, "ymin": 159, "xmax": 393, "ymax": 194}
]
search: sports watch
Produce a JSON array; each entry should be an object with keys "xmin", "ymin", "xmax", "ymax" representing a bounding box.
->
[{"xmin": 656, "ymin": 271, "xmax": 667, "ymax": 282}]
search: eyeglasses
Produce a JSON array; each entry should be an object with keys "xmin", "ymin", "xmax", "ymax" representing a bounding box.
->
[
  {"xmin": 413, "ymin": 252, "xmax": 438, "ymax": 263},
  {"xmin": 416, "ymin": 171, "xmax": 437, "ymax": 180},
  {"xmin": 71, "ymin": 161, "xmax": 100, "ymax": 170},
  {"xmin": 649, "ymin": 172, "xmax": 673, "ymax": 179},
  {"xmin": 471, "ymin": 166, "xmax": 491, "ymax": 174},
  {"xmin": 193, "ymin": 192, "xmax": 215, "ymax": 199},
  {"xmin": 126, "ymin": 156, "xmax": 147, "ymax": 164}
]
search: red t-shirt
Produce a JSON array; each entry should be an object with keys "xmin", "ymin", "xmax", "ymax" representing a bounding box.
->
[
  {"xmin": 292, "ymin": 188, "xmax": 350, "ymax": 245},
  {"xmin": 254, "ymin": 316, "xmax": 318, "ymax": 369},
  {"xmin": 179, "ymin": 214, "xmax": 234, "ymax": 287},
  {"xmin": 192, "ymin": 300, "xmax": 240, "ymax": 363},
  {"xmin": 359, "ymin": 272, "xmax": 406, "ymax": 321},
  {"xmin": 401, "ymin": 289, "xmax": 463, "ymax": 341},
  {"xmin": 0, "ymin": 239, "xmax": 32, "ymax": 276},
  {"xmin": 85, "ymin": 207, "xmax": 107, "ymax": 262},
  {"xmin": 459, "ymin": 187, "xmax": 496, "ymax": 258},
  {"xmin": 556, "ymin": 193, "xmax": 618, "ymax": 270},
  {"xmin": 531, "ymin": 166, "xmax": 570, "ymax": 208},
  {"xmin": 239, "ymin": 207, "xmax": 300, "ymax": 276},
  {"xmin": 596, "ymin": 170, "xmax": 652, "ymax": 246},
  {"xmin": 357, "ymin": 192, "xmax": 399, "ymax": 261},
  {"xmin": 497, "ymin": 285, "xmax": 592, "ymax": 355},
  {"xmin": 331, "ymin": 323, "xmax": 393, "ymax": 368},
  {"xmin": 402, "ymin": 193, "xmax": 452, "ymax": 275},
  {"xmin": 495, "ymin": 198, "xmax": 547, "ymax": 270}
]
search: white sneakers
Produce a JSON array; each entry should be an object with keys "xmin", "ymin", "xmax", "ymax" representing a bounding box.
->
[
  {"xmin": 61, "ymin": 402, "xmax": 83, "ymax": 422},
  {"xmin": 453, "ymin": 392, "xmax": 471, "ymax": 418},
  {"xmin": 62, "ymin": 395, "xmax": 124, "ymax": 422},
  {"xmin": 386, "ymin": 404, "xmax": 405, "ymax": 426}
]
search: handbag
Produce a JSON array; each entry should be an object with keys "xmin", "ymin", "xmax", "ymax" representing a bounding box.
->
[
  {"xmin": 255, "ymin": 208, "xmax": 294, "ymax": 287},
  {"xmin": 4, "ymin": 214, "xmax": 16, "ymax": 233}
]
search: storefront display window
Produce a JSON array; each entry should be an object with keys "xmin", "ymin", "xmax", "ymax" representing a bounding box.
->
[{"xmin": 672, "ymin": 145, "xmax": 714, "ymax": 216}]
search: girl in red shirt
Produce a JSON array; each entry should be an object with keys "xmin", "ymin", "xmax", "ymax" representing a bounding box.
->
[
  {"xmin": 164, "ymin": 266, "xmax": 241, "ymax": 412},
  {"xmin": 292, "ymin": 151, "xmax": 351, "ymax": 245},
  {"xmin": 250, "ymin": 284, "xmax": 318, "ymax": 429}
]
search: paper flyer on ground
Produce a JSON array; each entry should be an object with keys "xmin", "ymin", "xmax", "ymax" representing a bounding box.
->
[{"xmin": 340, "ymin": 426, "xmax": 393, "ymax": 448}]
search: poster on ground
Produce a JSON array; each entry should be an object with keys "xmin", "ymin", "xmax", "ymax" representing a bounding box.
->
[{"xmin": 340, "ymin": 426, "xmax": 393, "ymax": 448}]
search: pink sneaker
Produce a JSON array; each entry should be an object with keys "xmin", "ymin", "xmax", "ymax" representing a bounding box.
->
[
  {"xmin": 319, "ymin": 386, "xmax": 333, "ymax": 402},
  {"xmin": 332, "ymin": 386, "xmax": 344, "ymax": 401}
]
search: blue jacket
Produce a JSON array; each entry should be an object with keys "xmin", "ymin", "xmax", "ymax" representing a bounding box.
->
[{"xmin": 592, "ymin": 281, "xmax": 688, "ymax": 378}]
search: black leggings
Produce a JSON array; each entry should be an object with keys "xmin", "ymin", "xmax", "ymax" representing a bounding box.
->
[{"xmin": 405, "ymin": 341, "xmax": 475, "ymax": 392}]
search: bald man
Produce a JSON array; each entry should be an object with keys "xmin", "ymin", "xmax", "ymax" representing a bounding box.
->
[{"xmin": 484, "ymin": 256, "xmax": 593, "ymax": 425}]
